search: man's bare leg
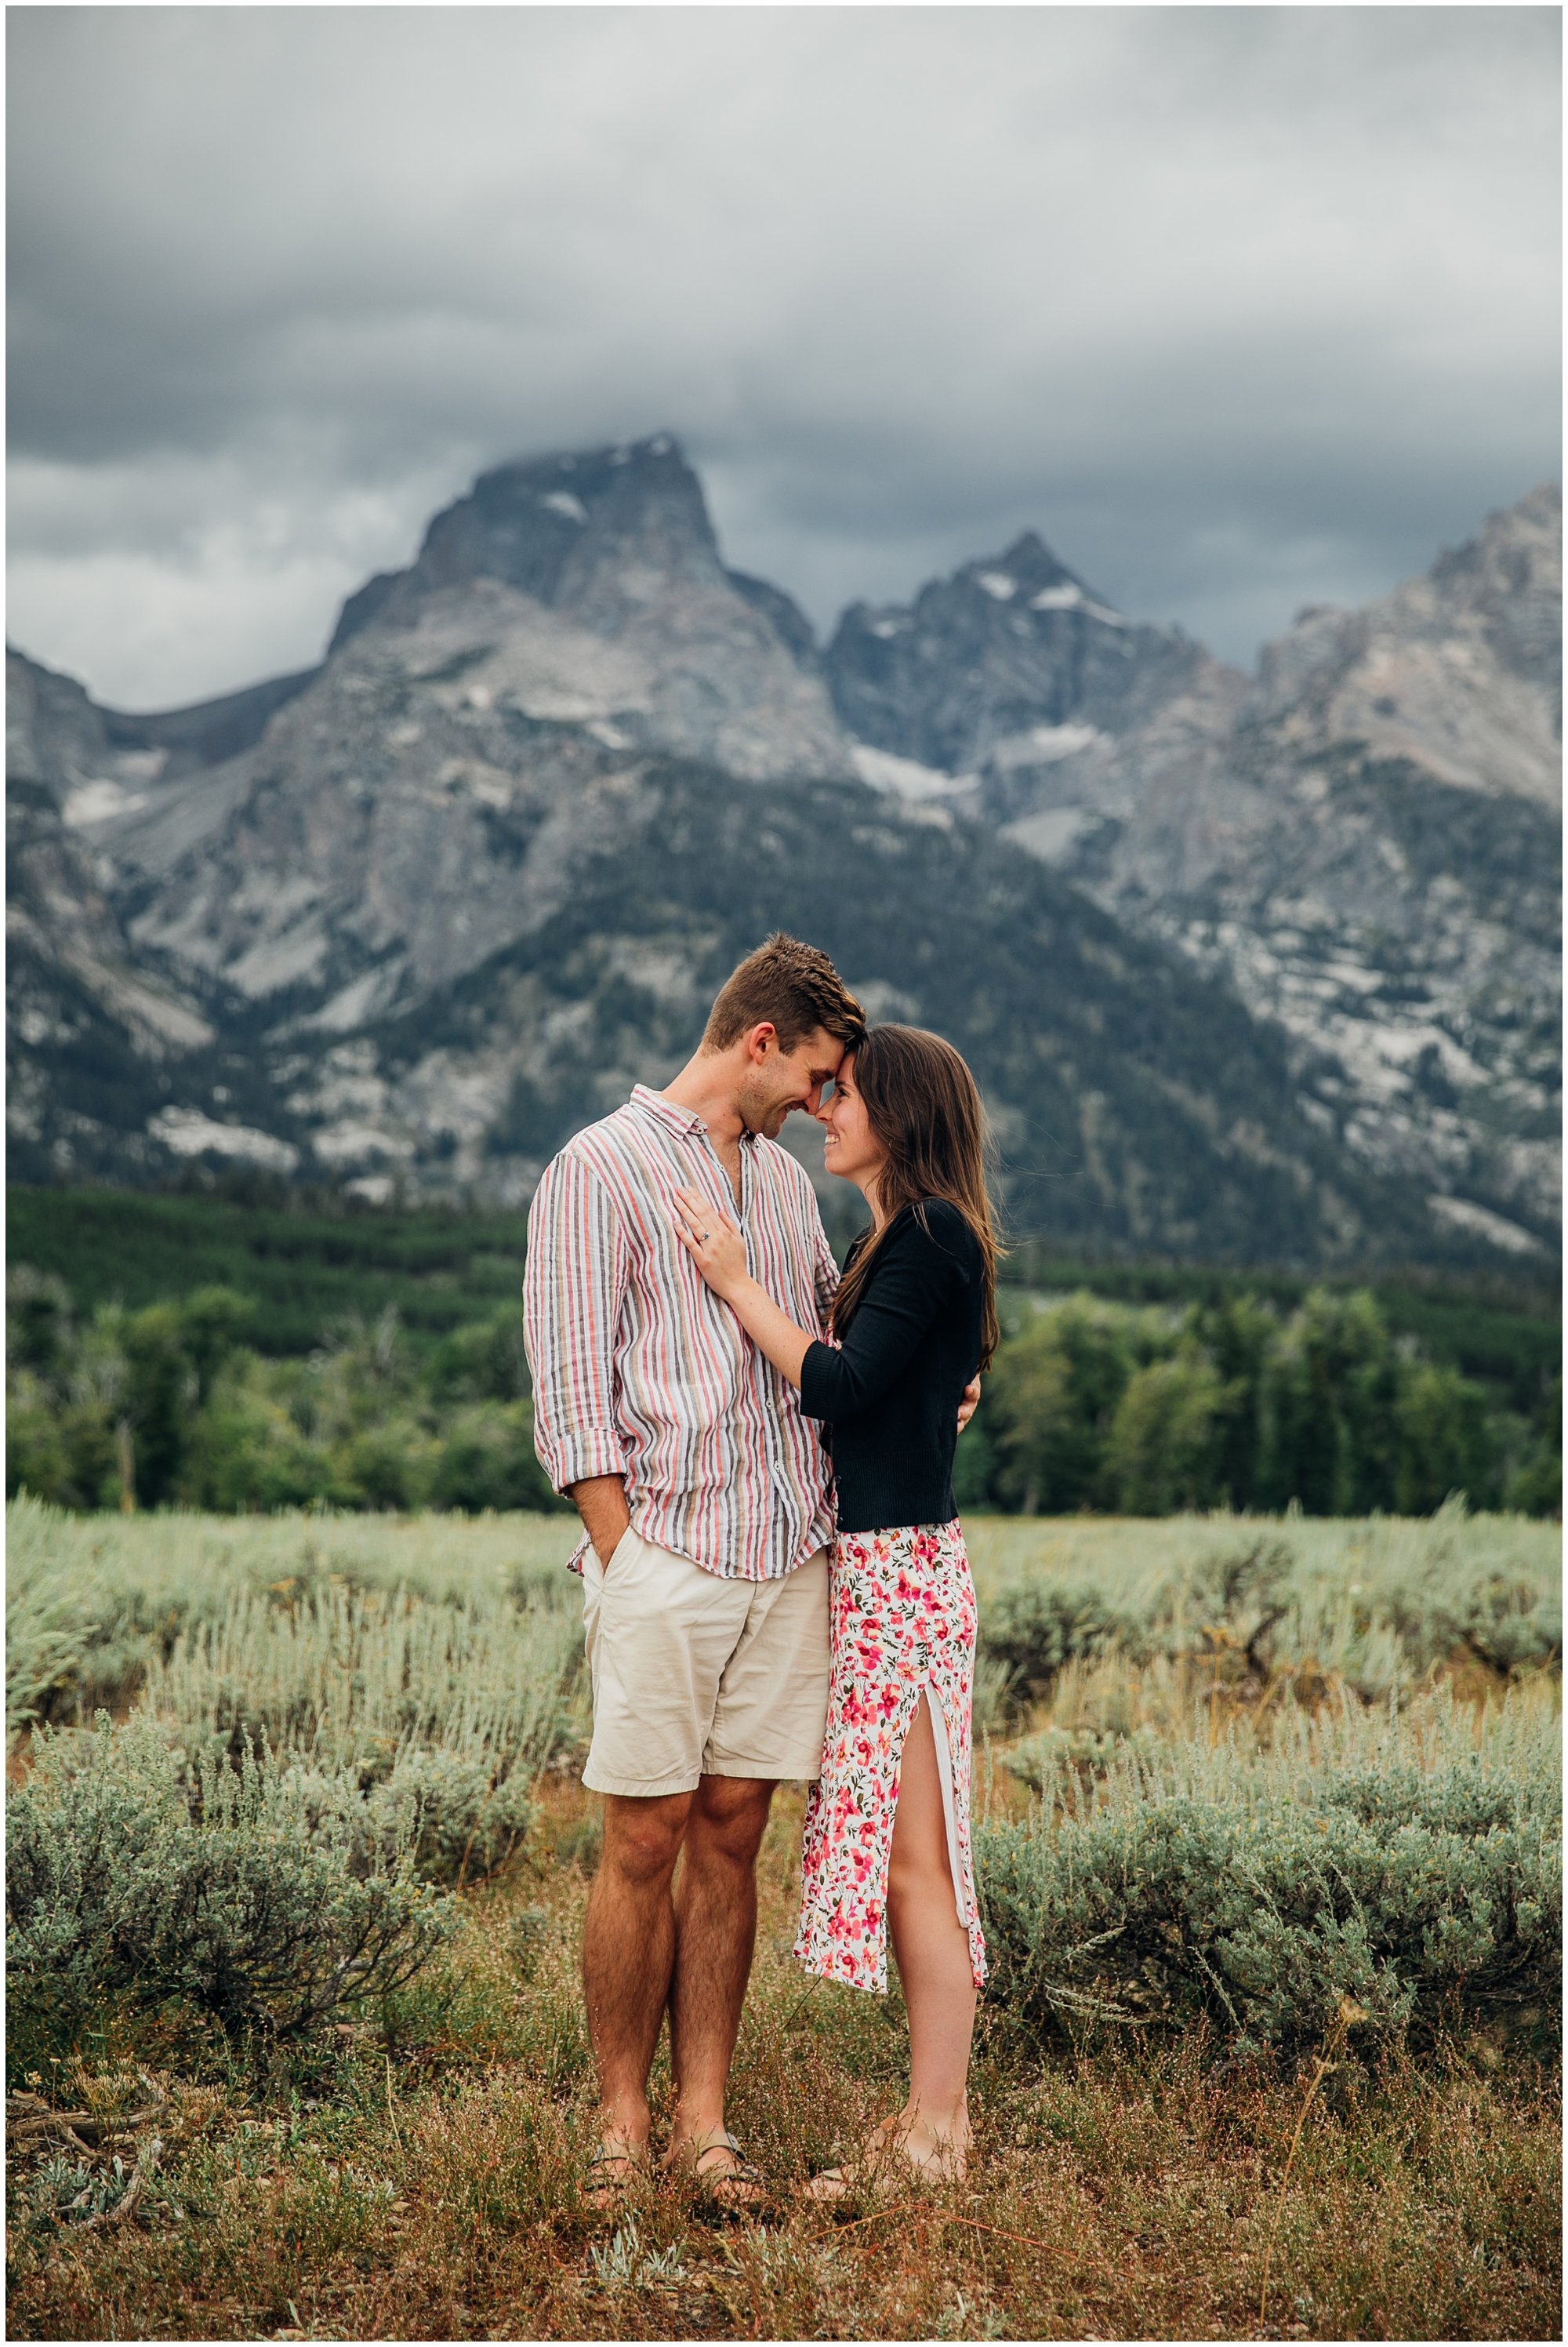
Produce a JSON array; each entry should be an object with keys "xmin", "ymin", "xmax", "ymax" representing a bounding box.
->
[
  {"xmin": 666, "ymin": 1773, "xmax": 775, "ymax": 2190},
  {"xmin": 583, "ymin": 1789, "xmax": 693, "ymax": 2165}
]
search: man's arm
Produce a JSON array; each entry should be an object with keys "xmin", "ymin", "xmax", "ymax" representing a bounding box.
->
[
  {"xmin": 521, "ymin": 1152, "xmax": 631, "ymax": 1556},
  {"xmin": 568, "ymin": 1472, "xmax": 632, "ymax": 1568}
]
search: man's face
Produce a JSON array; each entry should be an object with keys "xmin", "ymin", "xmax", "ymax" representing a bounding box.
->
[{"xmin": 736, "ymin": 1026, "xmax": 847, "ymax": 1139}]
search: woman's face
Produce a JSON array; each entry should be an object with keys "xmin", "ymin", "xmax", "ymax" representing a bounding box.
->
[{"xmin": 818, "ymin": 1055, "xmax": 886, "ymax": 1191}]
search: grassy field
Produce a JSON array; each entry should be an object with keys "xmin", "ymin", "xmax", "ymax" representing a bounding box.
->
[{"xmin": 5, "ymin": 1503, "xmax": 1560, "ymax": 2341}]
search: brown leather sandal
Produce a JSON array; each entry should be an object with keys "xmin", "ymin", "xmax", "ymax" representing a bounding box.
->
[
  {"xmin": 584, "ymin": 2144, "xmax": 646, "ymax": 2213},
  {"xmin": 688, "ymin": 2132, "xmax": 771, "ymax": 2218}
]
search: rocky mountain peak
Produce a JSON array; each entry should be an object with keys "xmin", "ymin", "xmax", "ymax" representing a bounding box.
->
[
  {"xmin": 331, "ymin": 434, "xmax": 732, "ymax": 652},
  {"xmin": 825, "ymin": 521, "xmax": 1201, "ymax": 776},
  {"xmin": 985, "ymin": 482, "xmax": 1562, "ymax": 1255},
  {"xmin": 961, "ymin": 529, "xmax": 1097, "ymax": 606},
  {"xmin": 1430, "ymin": 482, "xmax": 1561, "ymax": 724},
  {"xmin": 308, "ymin": 432, "xmax": 851, "ymax": 787},
  {"xmin": 413, "ymin": 432, "xmax": 724, "ymax": 615},
  {"xmin": 1252, "ymin": 484, "xmax": 1562, "ymax": 805}
]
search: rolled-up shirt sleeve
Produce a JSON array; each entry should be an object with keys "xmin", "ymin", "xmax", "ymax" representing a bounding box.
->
[
  {"xmin": 798, "ymin": 1218, "xmax": 953, "ymax": 1422},
  {"xmin": 522, "ymin": 1150, "xmax": 630, "ymax": 1492},
  {"xmin": 811, "ymin": 1212, "xmax": 840, "ymax": 1336}
]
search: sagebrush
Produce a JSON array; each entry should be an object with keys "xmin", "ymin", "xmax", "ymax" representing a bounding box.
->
[
  {"xmin": 7, "ymin": 1713, "xmax": 457, "ymax": 2055},
  {"xmin": 143, "ymin": 1578, "xmax": 584, "ymax": 1881},
  {"xmin": 978, "ymin": 1684, "xmax": 1561, "ymax": 2053}
]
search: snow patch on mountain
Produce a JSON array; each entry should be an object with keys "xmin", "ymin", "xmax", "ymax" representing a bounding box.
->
[
  {"xmin": 851, "ymin": 742, "xmax": 975, "ymax": 799},
  {"xmin": 1428, "ymin": 1194, "xmax": 1547, "ymax": 1255},
  {"xmin": 149, "ymin": 1108, "xmax": 299, "ymax": 1173}
]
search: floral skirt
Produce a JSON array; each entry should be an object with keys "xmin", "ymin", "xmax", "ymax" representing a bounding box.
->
[{"xmin": 793, "ymin": 1520, "xmax": 988, "ymax": 1993}]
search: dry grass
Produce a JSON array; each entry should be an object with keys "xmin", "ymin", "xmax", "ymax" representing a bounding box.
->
[
  {"xmin": 6, "ymin": 1771, "xmax": 1559, "ymax": 2343},
  {"xmin": 8, "ymin": 1504, "xmax": 1559, "ymax": 2337}
]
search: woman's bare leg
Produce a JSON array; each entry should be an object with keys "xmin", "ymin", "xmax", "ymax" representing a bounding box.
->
[
  {"xmin": 884, "ymin": 1692, "xmax": 976, "ymax": 2168},
  {"xmin": 801, "ymin": 1693, "xmax": 978, "ymax": 2200}
]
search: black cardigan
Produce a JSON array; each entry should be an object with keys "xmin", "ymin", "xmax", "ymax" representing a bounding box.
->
[{"xmin": 799, "ymin": 1198, "xmax": 985, "ymax": 1534}]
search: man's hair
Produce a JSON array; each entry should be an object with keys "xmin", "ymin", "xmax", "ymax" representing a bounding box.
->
[{"xmin": 702, "ymin": 934, "xmax": 866, "ymax": 1055}]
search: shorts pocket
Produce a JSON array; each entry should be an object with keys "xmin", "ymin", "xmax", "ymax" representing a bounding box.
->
[{"xmin": 594, "ymin": 1526, "xmax": 637, "ymax": 1594}]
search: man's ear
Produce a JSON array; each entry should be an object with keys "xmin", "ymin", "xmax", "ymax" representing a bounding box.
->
[{"xmin": 746, "ymin": 1022, "xmax": 779, "ymax": 1064}]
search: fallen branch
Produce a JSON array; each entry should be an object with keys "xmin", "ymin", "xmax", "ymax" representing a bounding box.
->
[{"xmin": 78, "ymin": 2140, "xmax": 163, "ymax": 2233}]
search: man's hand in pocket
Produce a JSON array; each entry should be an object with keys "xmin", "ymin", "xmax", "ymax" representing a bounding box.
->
[{"xmin": 568, "ymin": 1473, "xmax": 632, "ymax": 1571}]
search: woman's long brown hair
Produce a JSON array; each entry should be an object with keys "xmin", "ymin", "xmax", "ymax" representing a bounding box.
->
[{"xmin": 827, "ymin": 1024, "xmax": 1004, "ymax": 1370}]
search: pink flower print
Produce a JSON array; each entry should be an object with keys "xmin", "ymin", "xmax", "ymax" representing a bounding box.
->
[{"xmin": 796, "ymin": 1520, "xmax": 987, "ymax": 1997}]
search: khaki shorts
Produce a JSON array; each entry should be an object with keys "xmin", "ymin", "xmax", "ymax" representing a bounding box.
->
[{"xmin": 580, "ymin": 1528, "xmax": 831, "ymax": 1797}]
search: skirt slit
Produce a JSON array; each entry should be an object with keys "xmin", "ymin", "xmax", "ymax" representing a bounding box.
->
[{"xmin": 918, "ymin": 1684, "xmax": 969, "ymax": 1934}]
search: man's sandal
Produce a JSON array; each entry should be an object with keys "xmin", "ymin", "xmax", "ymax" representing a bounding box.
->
[
  {"xmin": 687, "ymin": 2132, "xmax": 771, "ymax": 2218},
  {"xmin": 584, "ymin": 2144, "xmax": 645, "ymax": 2214}
]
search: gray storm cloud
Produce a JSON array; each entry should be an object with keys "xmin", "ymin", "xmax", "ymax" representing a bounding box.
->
[{"xmin": 8, "ymin": 5, "xmax": 1560, "ymax": 707}]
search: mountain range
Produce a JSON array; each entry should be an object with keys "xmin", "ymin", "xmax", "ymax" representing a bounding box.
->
[{"xmin": 8, "ymin": 435, "xmax": 1559, "ymax": 1270}]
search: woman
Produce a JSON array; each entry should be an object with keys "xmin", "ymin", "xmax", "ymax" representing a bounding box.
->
[{"xmin": 673, "ymin": 1023, "xmax": 999, "ymax": 2194}]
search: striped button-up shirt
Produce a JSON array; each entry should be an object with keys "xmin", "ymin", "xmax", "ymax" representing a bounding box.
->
[{"xmin": 523, "ymin": 1084, "xmax": 840, "ymax": 1581}]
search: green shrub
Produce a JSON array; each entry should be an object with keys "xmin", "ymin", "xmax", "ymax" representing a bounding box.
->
[
  {"xmin": 977, "ymin": 1513, "xmax": 1561, "ymax": 1710},
  {"xmin": 2, "ymin": 1495, "xmax": 583, "ymax": 1724},
  {"xmin": 20, "ymin": 2148, "xmax": 151, "ymax": 2234},
  {"xmin": 142, "ymin": 1579, "xmax": 583, "ymax": 1883},
  {"xmin": 978, "ymin": 1535, "xmax": 1295, "ymax": 1706},
  {"xmin": 981, "ymin": 1579, "xmax": 1135, "ymax": 1702},
  {"xmin": 7, "ymin": 1715, "xmax": 456, "ymax": 2051},
  {"xmin": 978, "ymin": 1690, "xmax": 1561, "ymax": 2055},
  {"xmin": 5, "ymin": 1532, "xmax": 105, "ymax": 1748}
]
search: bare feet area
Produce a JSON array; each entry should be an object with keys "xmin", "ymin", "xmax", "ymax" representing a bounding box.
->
[{"xmin": 801, "ymin": 2108, "xmax": 971, "ymax": 2202}]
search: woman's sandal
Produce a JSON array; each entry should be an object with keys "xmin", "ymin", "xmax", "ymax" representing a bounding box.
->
[
  {"xmin": 798, "ymin": 2161, "xmax": 868, "ymax": 2205},
  {"xmin": 687, "ymin": 2132, "xmax": 771, "ymax": 2219},
  {"xmin": 800, "ymin": 2132, "xmax": 966, "ymax": 2207},
  {"xmin": 799, "ymin": 2155, "xmax": 909, "ymax": 2207}
]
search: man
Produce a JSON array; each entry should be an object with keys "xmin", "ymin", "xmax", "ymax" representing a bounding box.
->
[{"xmin": 522, "ymin": 933, "xmax": 866, "ymax": 2208}]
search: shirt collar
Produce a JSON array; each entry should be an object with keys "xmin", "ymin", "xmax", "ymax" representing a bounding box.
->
[{"xmin": 629, "ymin": 1082, "xmax": 756, "ymax": 1147}]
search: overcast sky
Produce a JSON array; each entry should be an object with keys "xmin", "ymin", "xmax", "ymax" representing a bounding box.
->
[{"xmin": 9, "ymin": 5, "xmax": 1560, "ymax": 710}]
